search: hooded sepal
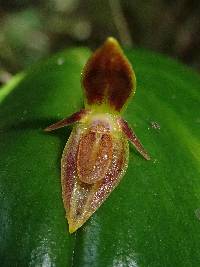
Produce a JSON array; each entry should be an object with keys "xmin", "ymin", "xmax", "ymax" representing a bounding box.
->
[{"xmin": 82, "ymin": 37, "xmax": 136, "ymax": 113}]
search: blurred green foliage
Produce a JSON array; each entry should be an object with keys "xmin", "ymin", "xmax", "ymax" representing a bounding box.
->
[{"xmin": 0, "ymin": 0, "xmax": 200, "ymax": 84}]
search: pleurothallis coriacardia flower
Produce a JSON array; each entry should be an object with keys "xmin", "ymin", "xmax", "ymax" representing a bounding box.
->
[{"xmin": 45, "ymin": 37, "xmax": 150, "ymax": 233}]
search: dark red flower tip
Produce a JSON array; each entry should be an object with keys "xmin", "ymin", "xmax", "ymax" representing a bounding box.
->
[{"xmin": 82, "ymin": 37, "xmax": 136, "ymax": 112}]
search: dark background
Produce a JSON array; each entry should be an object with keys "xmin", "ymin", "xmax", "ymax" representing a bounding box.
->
[{"xmin": 0, "ymin": 0, "xmax": 200, "ymax": 84}]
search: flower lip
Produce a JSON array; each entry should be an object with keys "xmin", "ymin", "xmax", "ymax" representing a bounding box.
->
[{"xmin": 77, "ymin": 128, "xmax": 113, "ymax": 185}]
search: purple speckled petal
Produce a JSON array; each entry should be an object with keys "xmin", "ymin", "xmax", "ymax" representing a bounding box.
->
[
  {"xmin": 118, "ymin": 117, "xmax": 151, "ymax": 160},
  {"xmin": 44, "ymin": 109, "xmax": 90, "ymax": 132}
]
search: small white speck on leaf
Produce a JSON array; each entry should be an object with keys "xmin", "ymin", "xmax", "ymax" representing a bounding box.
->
[
  {"xmin": 153, "ymin": 159, "xmax": 159, "ymax": 164},
  {"xmin": 150, "ymin": 121, "xmax": 161, "ymax": 130},
  {"xmin": 57, "ymin": 58, "xmax": 65, "ymax": 65},
  {"xmin": 195, "ymin": 209, "xmax": 200, "ymax": 221}
]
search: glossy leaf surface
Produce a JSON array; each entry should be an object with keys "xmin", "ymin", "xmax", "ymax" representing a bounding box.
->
[{"xmin": 0, "ymin": 47, "xmax": 200, "ymax": 266}]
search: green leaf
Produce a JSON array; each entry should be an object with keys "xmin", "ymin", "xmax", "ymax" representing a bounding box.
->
[{"xmin": 0, "ymin": 47, "xmax": 200, "ymax": 267}]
